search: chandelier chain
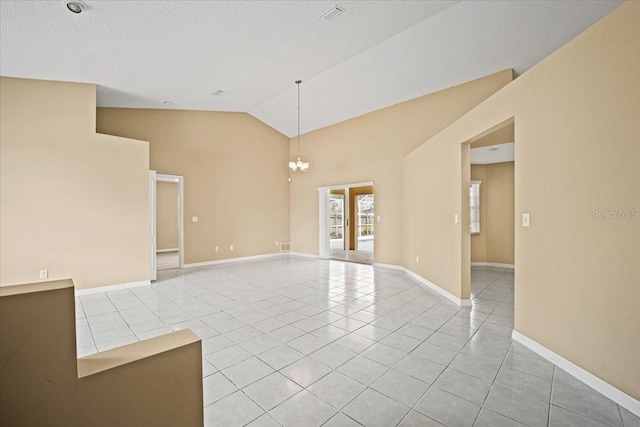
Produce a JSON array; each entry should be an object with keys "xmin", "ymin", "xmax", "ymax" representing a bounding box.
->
[
  {"xmin": 297, "ymin": 80, "xmax": 301, "ymax": 156},
  {"xmin": 288, "ymin": 79, "xmax": 309, "ymax": 173}
]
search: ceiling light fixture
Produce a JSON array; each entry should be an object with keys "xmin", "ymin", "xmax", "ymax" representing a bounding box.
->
[
  {"xmin": 211, "ymin": 90, "xmax": 224, "ymax": 96},
  {"xmin": 63, "ymin": 0, "xmax": 87, "ymax": 14},
  {"xmin": 289, "ymin": 80, "xmax": 310, "ymax": 173}
]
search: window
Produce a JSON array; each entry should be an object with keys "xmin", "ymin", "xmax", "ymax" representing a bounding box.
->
[{"xmin": 470, "ymin": 181, "xmax": 481, "ymax": 234}]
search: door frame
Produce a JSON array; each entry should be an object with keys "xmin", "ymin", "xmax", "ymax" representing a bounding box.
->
[
  {"xmin": 150, "ymin": 172, "xmax": 185, "ymax": 279},
  {"xmin": 149, "ymin": 171, "xmax": 157, "ymax": 281},
  {"xmin": 462, "ymin": 117, "xmax": 515, "ymax": 299},
  {"xmin": 318, "ymin": 181, "xmax": 374, "ymax": 259}
]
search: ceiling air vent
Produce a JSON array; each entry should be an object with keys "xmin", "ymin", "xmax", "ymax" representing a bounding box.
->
[{"xmin": 320, "ymin": 5, "xmax": 345, "ymax": 21}]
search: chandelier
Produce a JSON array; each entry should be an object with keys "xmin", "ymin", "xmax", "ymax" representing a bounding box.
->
[{"xmin": 289, "ymin": 80, "xmax": 310, "ymax": 173}]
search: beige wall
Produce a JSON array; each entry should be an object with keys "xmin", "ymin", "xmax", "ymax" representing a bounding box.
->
[
  {"xmin": 156, "ymin": 181, "xmax": 179, "ymax": 250},
  {"xmin": 96, "ymin": 109, "xmax": 290, "ymax": 264},
  {"xmin": 0, "ymin": 77, "xmax": 149, "ymax": 289},
  {"xmin": 0, "ymin": 280, "xmax": 203, "ymax": 426},
  {"xmin": 471, "ymin": 122, "xmax": 514, "ymax": 148},
  {"xmin": 290, "ymin": 70, "xmax": 514, "ymax": 264},
  {"xmin": 404, "ymin": 1, "xmax": 638, "ymax": 399},
  {"xmin": 471, "ymin": 162, "xmax": 515, "ymax": 265}
]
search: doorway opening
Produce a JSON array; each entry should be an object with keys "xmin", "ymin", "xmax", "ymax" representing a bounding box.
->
[
  {"xmin": 149, "ymin": 172, "xmax": 184, "ymax": 281},
  {"xmin": 319, "ymin": 182, "xmax": 374, "ymax": 265},
  {"xmin": 462, "ymin": 119, "xmax": 515, "ymax": 303}
]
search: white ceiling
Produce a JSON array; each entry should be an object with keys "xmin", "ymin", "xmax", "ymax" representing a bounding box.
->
[
  {"xmin": 0, "ymin": 1, "xmax": 622, "ymax": 137},
  {"xmin": 471, "ymin": 143, "xmax": 514, "ymax": 165}
]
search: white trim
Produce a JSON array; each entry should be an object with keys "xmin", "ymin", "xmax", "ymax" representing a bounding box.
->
[
  {"xmin": 512, "ymin": 330, "xmax": 640, "ymax": 417},
  {"xmin": 470, "ymin": 180, "xmax": 481, "ymax": 234},
  {"xmin": 75, "ymin": 280, "xmax": 151, "ymax": 296},
  {"xmin": 374, "ymin": 263, "xmax": 471, "ymax": 307},
  {"xmin": 183, "ymin": 252, "xmax": 286, "ymax": 268},
  {"xmin": 289, "ymin": 252, "xmax": 320, "ymax": 259},
  {"xmin": 319, "ymin": 189, "xmax": 330, "ymax": 259},
  {"xmin": 155, "ymin": 174, "xmax": 182, "ymax": 183},
  {"xmin": 373, "ymin": 262, "xmax": 404, "ymax": 271},
  {"xmin": 404, "ymin": 268, "xmax": 472, "ymax": 306},
  {"xmin": 344, "ymin": 187, "xmax": 350, "ymax": 253},
  {"xmin": 471, "ymin": 262, "xmax": 515, "ymax": 269},
  {"xmin": 156, "ymin": 248, "xmax": 179, "ymax": 253},
  {"xmin": 317, "ymin": 181, "xmax": 374, "ymax": 191},
  {"xmin": 149, "ymin": 170, "xmax": 157, "ymax": 281}
]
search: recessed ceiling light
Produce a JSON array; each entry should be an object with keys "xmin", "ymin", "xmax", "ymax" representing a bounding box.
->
[
  {"xmin": 211, "ymin": 90, "xmax": 224, "ymax": 96},
  {"xmin": 63, "ymin": 0, "xmax": 87, "ymax": 14},
  {"xmin": 320, "ymin": 4, "xmax": 345, "ymax": 21}
]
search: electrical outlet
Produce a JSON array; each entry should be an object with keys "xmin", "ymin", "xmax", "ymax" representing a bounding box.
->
[
  {"xmin": 39, "ymin": 269, "xmax": 48, "ymax": 279},
  {"xmin": 416, "ymin": 256, "xmax": 419, "ymax": 263},
  {"xmin": 230, "ymin": 245, "xmax": 234, "ymax": 251},
  {"xmin": 454, "ymin": 214, "xmax": 459, "ymax": 224},
  {"xmin": 215, "ymin": 246, "xmax": 219, "ymax": 252},
  {"xmin": 192, "ymin": 216, "xmax": 198, "ymax": 223},
  {"xmin": 376, "ymin": 216, "xmax": 381, "ymax": 222},
  {"xmin": 276, "ymin": 241, "xmax": 279, "ymax": 247}
]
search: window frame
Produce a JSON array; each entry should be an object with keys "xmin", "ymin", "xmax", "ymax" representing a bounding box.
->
[{"xmin": 470, "ymin": 180, "xmax": 481, "ymax": 235}]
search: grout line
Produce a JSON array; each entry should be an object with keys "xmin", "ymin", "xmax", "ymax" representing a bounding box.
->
[
  {"xmin": 547, "ymin": 365, "xmax": 555, "ymax": 427},
  {"xmin": 80, "ymin": 262, "xmax": 554, "ymax": 426}
]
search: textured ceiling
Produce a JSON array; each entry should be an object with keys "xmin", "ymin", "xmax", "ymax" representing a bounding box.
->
[{"xmin": 0, "ymin": 1, "xmax": 622, "ymax": 137}]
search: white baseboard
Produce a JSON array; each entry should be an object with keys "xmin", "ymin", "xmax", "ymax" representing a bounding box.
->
[
  {"xmin": 373, "ymin": 262, "xmax": 404, "ymax": 271},
  {"xmin": 404, "ymin": 268, "xmax": 472, "ymax": 307},
  {"xmin": 289, "ymin": 252, "xmax": 320, "ymax": 259},
  {"xmin": 183, "ymin": 252, "xmax": 286, "ymax": 268},
  {"xmin": 512, "ymin": 330, "xmax": 640, "ymax": 417},
  {"xmin": 75, "ymin": 280, "xmax": 151, "ymax": 296},
  {"xmin": 471, "ymin": 262, "xmax": 514, "ymax": 269},
  {"xmin": 156, "ymin": 248, "xmax": 179, "ymax": 253},
  {"xmin": 374, "ymin": 263, "xmax": 471, "ymax": 307}
]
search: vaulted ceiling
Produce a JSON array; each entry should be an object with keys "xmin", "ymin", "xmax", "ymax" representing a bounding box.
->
[{"xmin": 0, "ymin": 1, "xmax": 622, "ymax": 137}]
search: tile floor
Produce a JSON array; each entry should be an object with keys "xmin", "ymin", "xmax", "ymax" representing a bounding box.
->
[{"xmin": 75, "ymin": 258, "xmax": 639, "ymax": 427}]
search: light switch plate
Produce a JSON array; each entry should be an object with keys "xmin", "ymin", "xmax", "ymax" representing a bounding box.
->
[
  {"xmin": 192, "ymin": 216, "xmax": 198, "ymax": 223},
  {"xmin": 522, "ymin": 213, "xmax": 530, "ymax": 227}
]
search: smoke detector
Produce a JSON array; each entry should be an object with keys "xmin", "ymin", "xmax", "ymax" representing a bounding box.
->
[
  {"xmin": 62, "ymin": 0, "xmax": 87, "ymax": 14},
  {"xmin": 320, "ymin": 5, "xmax": 345, "ymax": 21}
]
